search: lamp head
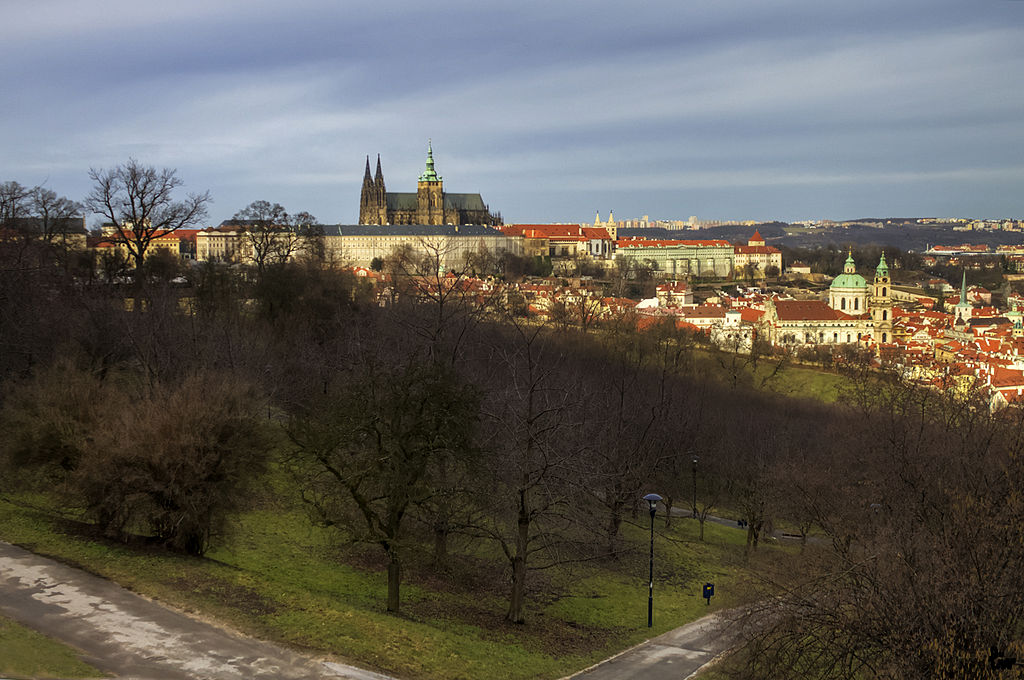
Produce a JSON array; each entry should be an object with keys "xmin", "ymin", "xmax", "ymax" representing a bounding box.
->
[{"xmin": 643, "ymin": 493, "xmax": 662, "ymax": 511}]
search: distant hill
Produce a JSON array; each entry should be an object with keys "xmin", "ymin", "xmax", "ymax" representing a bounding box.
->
[
  {"xmin": 618, "ymin": 221, "xmax": 1024, "ymax": 253},
  {"xmin": 619, "ymin": 222, "xmax": 787, "ymax": 243}
]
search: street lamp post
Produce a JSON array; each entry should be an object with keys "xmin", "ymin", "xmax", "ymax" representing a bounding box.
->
[
  {"xmin": 643, "ymin": 493, "xmax": 662, "ymax": 628},
  {"xmin": 691, "ymin": 456, "xmax": 699, "ymax": 519}
]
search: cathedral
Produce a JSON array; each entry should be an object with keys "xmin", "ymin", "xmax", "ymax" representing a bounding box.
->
[{"xmin": 359, "ymin": 142, "xmax": 502, "ymax": 226}]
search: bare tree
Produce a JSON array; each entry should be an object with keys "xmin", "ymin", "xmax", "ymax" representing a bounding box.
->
[
  {"xmin": 0, "ymin": 181, "xmax": 31, "ymax": 226},
  {"xmin": 468, "ymin": 319, "xmax": 588, "ymax": 623},
  {"xmin": 730, "ymin": 378, "xmax": 1024, "ymax": 679},
  {"xmin": 30, "ymin": 187, "xmax": 83, "ymax": 246},
  {"xmin": 84, "ymin": 159, "xmax": 210, "ymax": 277},
  {"xmin": 289, "ymin": 353, "xmax": 480, "ymax": 614},
  {"xmin": 383, "ymin": 238, "xmax": 497, "ymax": 365},
  {"xmin": 231, "ymin": 200, "xmax": 317, "ymax": 276}
]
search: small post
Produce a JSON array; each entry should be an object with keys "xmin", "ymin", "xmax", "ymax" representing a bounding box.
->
[
  {"xmin": 643, "ymin": 493, "xmax": 662, "ymax": 628},
  {"xmin": 691, "ymin": 456, "xmax": 699, "ymax": 518}
]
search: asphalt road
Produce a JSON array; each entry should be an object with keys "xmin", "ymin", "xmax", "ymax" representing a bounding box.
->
[
  {"xmin": 567, "ymin": 611, "xmax": 737, "ymax": 680},
  {"xmin": 0, "ymin": 541, "xmax": 393, "ymax": 680}
]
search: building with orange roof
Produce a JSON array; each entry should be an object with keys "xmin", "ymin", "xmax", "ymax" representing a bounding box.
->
[
  {"xmin": 614, "ymin": 237, "xmax": 734, "ymax": 277},
  {"xmin": 655, "ymin": 281, "xmax": 694, "ymax": 307},
  {"xmin": 92, "ymin": 227, "xmax": 199, "ymax": 262},
  {"xmin": 761, "ymin": 298, "xmax": 871, "ymax": 346},
  {"xmin": 501, "ymin": 223, "xmax": 613, "ymax": 260},
  {"xmin": 733, "ymin": 231, "xmax": 782, "ymax": 276}
]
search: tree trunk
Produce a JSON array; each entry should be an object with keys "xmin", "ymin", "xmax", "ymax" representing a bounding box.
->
[
  {"xmin": 699, "ymin": 517, "xmax": 706, "ymax": 541},
  {"xmin": 663, "ymin": 497, "xmax": 673, "ymax": 528},
  {"xmin": 607, "ymin": 504, "xmax": 623, "ymax": 557},
  {"xmin": 386, "ymin": 553, "xmax": 401, "ymax": 613},
  {"xmin": 433, "ymin": 520, "xmax": 449, "ymax": 568},
  {"xmin": 506, "ymin": 507, "xmax": 529, "ymax": 624}
]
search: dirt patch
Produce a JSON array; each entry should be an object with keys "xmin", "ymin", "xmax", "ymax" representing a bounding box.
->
[
  {"xmin": 402, "ymin": 595, "xmax": 623, "ymax": 657},
  {"xmin": 169, "ymin": 573, "xmax": 280, "ymax": 617}
]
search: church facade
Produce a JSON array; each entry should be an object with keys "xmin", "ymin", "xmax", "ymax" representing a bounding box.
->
[
  {"xmin": 761, "ymin": 253, "xmax": 894, "ymax": 347},
  {"xmin": 359, "ymin": 142, "xmax": 502, "ymax": 227}
]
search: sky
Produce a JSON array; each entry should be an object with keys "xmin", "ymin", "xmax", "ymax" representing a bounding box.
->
[{"xmin": 2, "ymin": 0, "xmax": 1024, "ymax": 226}]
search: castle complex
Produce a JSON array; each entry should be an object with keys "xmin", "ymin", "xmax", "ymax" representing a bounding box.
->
[{"xmin": 359, "ymin": 142, "xmax": 502, "ymax": 227}]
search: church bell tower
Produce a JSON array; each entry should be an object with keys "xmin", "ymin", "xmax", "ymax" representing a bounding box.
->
[
  {"xmin": 871, "ymin": 253, "xmax": 894, "ymax": 345},
  {"xmin": 416, "ymin": 140, "xmax": 445, "ymax": 225}
]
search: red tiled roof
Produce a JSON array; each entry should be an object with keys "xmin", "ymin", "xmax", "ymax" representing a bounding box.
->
[
  {"xmin": 683, "ymin": 305, "xmax": 727, "ymax": 319},
  {"xmin": 773, "ymin": 300, "xmax": 851, "ymax": 321},
  {"xmin": 616, "ymin": 238, "xmax": 733, "ymax": 248},
  {"xmin": 740, "ymin": 308, "xmax": 765, "ymax": 323},
  {"xmin": 991, "ymin": 367, "xmax": 1024, "ymax": 388},
  {"xmin": 503, "ymin": 224, "xmax": 610, "ymax": 241}
]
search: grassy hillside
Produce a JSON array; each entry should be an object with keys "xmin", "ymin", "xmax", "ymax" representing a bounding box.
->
[{"xmin": 0, "ymin": 475, "xmax": 772, "ymax": 680}]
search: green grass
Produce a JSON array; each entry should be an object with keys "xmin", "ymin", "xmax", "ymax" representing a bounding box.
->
[
  {"xmin": 0, "ymin": 481, "xmax": 771, "ymax": 680},
  {"xmin": 759, "ymin": 362, "xmax": 847, "ymax": 402},
  {"xmin": 0, "ymin": 614, "xmax": 106, "ymax": 679},
  {"xmin": 693, "ymin": 348, "xmax": 849, "ymax": 403}
]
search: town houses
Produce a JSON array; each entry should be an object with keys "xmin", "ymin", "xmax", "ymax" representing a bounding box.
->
[{"xmin": 80, "ymin": 217, "xmax": 1024, "ymax": 410}]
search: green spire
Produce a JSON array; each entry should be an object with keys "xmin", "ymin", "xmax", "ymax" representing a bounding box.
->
[
  {"xmin": 843, "ymin": 250, "xmax": 856, "ymax": 274},
  {"xmin": 876, "ymin": 252, "xmax": 889, "ymax": 277},
  {"xmin": 960, "ymin": 269, "xmax": 968, "ymax": 305},
  {"xmin": 418, "ymin": 139, "xmax": 441, "ymax": 182}
]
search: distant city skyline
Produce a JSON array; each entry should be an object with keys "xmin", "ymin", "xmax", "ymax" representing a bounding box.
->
[{"xmin": 2, "ymin": 0, "xmax": 1024, "ymax": 227}]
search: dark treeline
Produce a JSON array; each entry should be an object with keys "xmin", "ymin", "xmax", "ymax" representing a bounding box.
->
[
  {"xmin": 4, "ymin": 223, "xmax": 1024, "ymax": 675},
  {"xmin": 0, "ymin": 235, "xmax": 822, "ymax": 621}
]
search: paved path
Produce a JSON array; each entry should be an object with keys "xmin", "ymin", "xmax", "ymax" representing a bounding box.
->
[
  {"xmin": 567, "ymin": 611, "xmax": 736, "ymax": 680},
  {"xmin": 0, "ymin": 541, "xmax": 394, "ymax": 680}
]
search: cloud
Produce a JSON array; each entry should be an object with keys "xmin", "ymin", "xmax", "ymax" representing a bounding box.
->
[{"xmin": 2, "ymin": 0, "xmax": 1023, "ymax": 223}]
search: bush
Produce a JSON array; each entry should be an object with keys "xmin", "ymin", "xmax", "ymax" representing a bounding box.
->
[{"xmin": 1, "ymin": 364, "xmax": 270, "ymax": 555}]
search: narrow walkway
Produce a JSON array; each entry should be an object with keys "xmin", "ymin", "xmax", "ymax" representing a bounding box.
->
[
  {"xmin": 567, "ymin": 610, "xmax": 736, "ymax": 680},
  {"xmin": 0, "ymin": 541, "xmax": 393, "ymax": 680}
]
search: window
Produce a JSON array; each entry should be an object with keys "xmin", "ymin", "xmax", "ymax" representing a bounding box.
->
[
  {"xmin": 841, "ymin": 298, "xmax": 846, "ymax": 310},
  {"xmin": 882, "ymin": 310, "xmax": 888, "ymax": 321},
  {"xmin": 854, "ymin": 299, "xmax": 860, "ymax": 311}
]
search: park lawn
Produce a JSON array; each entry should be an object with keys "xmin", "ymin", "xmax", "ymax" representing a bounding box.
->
[
  {"xmin": 0, "ymin": 613, "xmax": 106, "ymax": 679},
  {"xmin": 690, "ymin": 348, "xmax": 849, "ymax": 404},
  {"xmin": 0, "ymin": 482, "xmax": 769, "ymax": 680}
]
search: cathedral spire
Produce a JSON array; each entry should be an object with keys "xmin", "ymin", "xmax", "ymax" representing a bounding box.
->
[
  {"xmin": 374, "ymin": 154, "xmax": 385, "ymax": 194},
  {"xmin": 363, "ymin": 156, "xmax": 372, "ymax": 183},
  {"xmin": 419, "ymin": 139, "xmax": 441, "ymax": 182},
  {"xmin": 960, "ymin": 269, "xmax": 968, "ymax": 305},
  {"xmin": 375, "ymin": 154, "xmax": 383, "ymax": 182}
]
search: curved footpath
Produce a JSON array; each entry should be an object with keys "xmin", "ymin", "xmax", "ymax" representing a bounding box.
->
[
  {"xmin": 0, "ymin": 541, "xmax": 391, "ymax": 680},
  {"xmin": 566, "ymin": 610, "xmax": 736, "ymax": 680}
]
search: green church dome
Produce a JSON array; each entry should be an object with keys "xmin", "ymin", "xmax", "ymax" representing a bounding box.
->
[
  {"xmin": 830, "ymin": 253, "xmax": 867, "ymax": 289},
  {"xmin": 830, "ymin": 272, "xmax": 868, "ymax": 289}
]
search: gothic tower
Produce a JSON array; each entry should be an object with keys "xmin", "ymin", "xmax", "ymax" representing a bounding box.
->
[
  {"xmin": 871, "ymin": 253, "xmax": 893, "ymax": 345},
  {"xmin": 416, "ymin": 140, "xmax": 445, "ymax": 225},
  {"xmin": 373, "ymin": 155, "xmax": 388, "ymax": 224},
  {"xmin": 358, "ymin": 156, "xmax": 376, "ymax": 224}
]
